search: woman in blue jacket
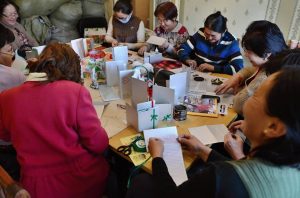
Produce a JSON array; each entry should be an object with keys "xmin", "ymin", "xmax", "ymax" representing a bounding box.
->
[{"xmin": 178, "ymin": 11, "xmax": 243, "ymax": 75}]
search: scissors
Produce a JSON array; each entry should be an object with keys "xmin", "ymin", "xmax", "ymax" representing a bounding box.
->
[{"xmin": 117, "ymin": 144, "xmax": 132, "ymax": 156}]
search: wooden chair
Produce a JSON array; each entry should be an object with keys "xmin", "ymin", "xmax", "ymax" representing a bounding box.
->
[{"xmin": 0, "ymin": 165, "xmax": 30, "ymax": 198}]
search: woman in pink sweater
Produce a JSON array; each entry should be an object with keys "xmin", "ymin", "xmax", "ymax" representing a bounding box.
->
[{"xmin": 0, "ymin": 42, "xmax": 109, "ymax": 198}]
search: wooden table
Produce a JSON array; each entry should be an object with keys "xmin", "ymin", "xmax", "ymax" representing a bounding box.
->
[{"xmin": 109, "ymin": 101, "xmax": 237, "ymax": 173}]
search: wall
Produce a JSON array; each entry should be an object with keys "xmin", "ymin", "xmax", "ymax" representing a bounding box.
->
[{"xmin": 179, "ymin": 0, "xmax": 299, "ymax": 41}]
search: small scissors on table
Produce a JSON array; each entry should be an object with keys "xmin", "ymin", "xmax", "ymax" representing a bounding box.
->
[{"xmin": 117, "ymin": 144, "xmax": 132, "ymax": 156}]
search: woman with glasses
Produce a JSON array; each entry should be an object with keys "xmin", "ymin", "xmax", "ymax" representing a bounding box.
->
[
  {"xmin": 215, "ymin": 20, "xmax": 287, "ymax": 116},
  {"xmin": 105, "ymin": 0, "xmax": 145, "ymax": 50},
  {"xmin": 178, "ymin": 11, "xmax": 243, "ymax": 75},
  {"xmin": 0, "ymin": 0, "xmax": 38, "ymax": 51},
  {"xmin": 138, "ymin": 2, "xmax": 189, "ymax": 58},
  {"xmin": 0, "ymin": 23, "xmax": 25, "ymax": 92}
]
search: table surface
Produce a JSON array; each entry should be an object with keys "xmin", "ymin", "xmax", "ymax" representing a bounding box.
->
[{"xmin": 108, "ymin": 73, "xmax": 237, "ymax": 173}]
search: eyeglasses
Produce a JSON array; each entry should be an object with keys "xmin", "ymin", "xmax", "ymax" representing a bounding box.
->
[
  {"xmin": 2, "ymin": 12, "xmax": 18, "ymax": 18},
  {"xmin": 157, "ymin": 18, "xmax": 169, "ymax": 25}
]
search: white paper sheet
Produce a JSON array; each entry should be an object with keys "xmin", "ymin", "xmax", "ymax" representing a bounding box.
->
[
  {"xmin": 119, "ymin": 70, "xmax": 134, "ymax": 99},
  {"xmin": 112, "ymin": 46, "xmax": 128, "ymax": 62},
  {"xmin": 146, "ymin": 35, "xmax": 167, "ymax": 46},
  {"xmin": 143, "ymin": 126, "xmax": 188, "ymax": 186},
  {"xmin": 169, "ymin": 72, "xmax": 188, "ymax": 104},
  {"xmin": 71, "ymin": 38, "xmax": 85, "ymax": 59},
  {"xmin": 189, "ymin": 124, "xmax": 229, "ymax": 145},
  {"xmin": 106, "ymin": 60, "xmax": 127, "ymax": 86}
]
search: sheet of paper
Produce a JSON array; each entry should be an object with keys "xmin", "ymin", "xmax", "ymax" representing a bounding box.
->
[
  {"xmin": 146, "ymin": 35, "xmax": 167, "ymax": 46},
  {"xmin": 98, "ymin": 85, "xmax": 120, "ymax": 102},
  {"xmin": 106, "ymin": 60, "xmax": 127, "ymax": 86},
  {"xmin": 189, "ymin": 124, "xmax": 229, "ymax": 145},
  {"xmin": 101, "ymin": 100, "xmax": 127, "ymax": 138},
  {"xmin": 131, "ymin": 78, "xmax": 148, "ymax": 107},
  {"xmin": 143, "ymin": 127, "xmax": 188, "ymax": 186},
  {"xmin": 152, "ymin": 85, "xmax": 175, "ymax": 105},
  {"xmin": 169, "ymin": 72, "xmax": 188, "ymax": 104},
  {"xmin": 119, "ymin": 70, "xmax": 134, "ymax": 99},
  {"xmin": 71, "ymin": 38, "xmax": 85, "ymax": 59},
  {"xmin": 112, "ymin": 46, "xmax": 128, "ymax": 62},
  {"xmin": 32, "ymin": 45, "xmax": 46, "ymax": 55}
]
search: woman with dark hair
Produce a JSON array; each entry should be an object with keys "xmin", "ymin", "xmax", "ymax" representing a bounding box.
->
[
  {"xmin": 0, "ymin": 42, "xmax": 109, "ymax": 198},
  {"xmin": 0, "ymin": 0, "xmax": 38, "ymax": 51},
  {"xmin": 178, "ymin": 11, "xmax": 243, "ymax": 74},
  {"xmin": 105, "ymin": 0, "xmax": 145, "ymax": 50},
  {"xmin": 127, "ymin": 66, "xmax": 300, "ymax": 198},
  {"xmin": 215, "ymin": 20, "xmax": 288, "ymax": 116},
  {"xmin": 138, "ymin": 1, "xmax": 189, "ymax": 58},
  {"xmin": 0, "ymin": 23, "xmax": 25, "ymax": 92}
]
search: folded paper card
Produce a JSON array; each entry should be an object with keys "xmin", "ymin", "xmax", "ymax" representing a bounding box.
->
[
  {"xmin": 146, "ymin": 35, "xmax": 167, "ymax": 46},
  {"xmin": 144, "ymin": 52, "xmax": 163, "ymax": 64},
  {"xmin": 119, "ymin": 70, "xmax": 134, "ymax": 99},
  {"xmin": 106, "ymin": 60, "xmax": 127, "ymax": 86},
  {"xmin": 71, "ymin": 38, "xmax": 85, "ymax": 59},
  {"xmin": 126, "ymin": 104, "xmax": 159, "ymax": 132},
  {"xmin": 112, "ymin": 46, "xmax": 128, "ymax": 62},
  {"xmin": 188, "ymin": 124, "xmax": 229, "ymax": 145}
]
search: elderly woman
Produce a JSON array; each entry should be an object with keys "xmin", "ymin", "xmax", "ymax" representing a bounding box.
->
[
  {"xmin": 0, "ymin": 42, "xmax": 109, "ymax": 198},
  {"xmin": 178, "ymin": 11, "xmax": 243, "ymax": 74},
  {"xmin": 0, "ymin": 0, "xmax": 38, "ymax": 51},
  {"xmin": 215, "ymin": 20, "xmax": 287, "ymax": 116},
  {"xmin": 105, "ymin": 0, "xmax": 145, "ymax": 50},
  {"xmin": 127, "ymin": 65, "xmax": 300, "ymax": 198},
  {"xmin": 138, "ymin": 1, "xmax": 189, "ymax": 58}
]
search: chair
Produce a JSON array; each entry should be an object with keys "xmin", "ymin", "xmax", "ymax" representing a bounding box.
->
[
  {"xmin": 77, "ymin": 17, "xmax": 108, "ymax": 38},
  {"xmin": 0, "ymin": 165, "xmax": 30, "ymax": 198}
]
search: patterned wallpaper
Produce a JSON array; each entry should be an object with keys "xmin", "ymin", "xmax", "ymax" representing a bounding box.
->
[{"xmin": 179, "ymin": 0, "xmax": 280, "ymax": 39}]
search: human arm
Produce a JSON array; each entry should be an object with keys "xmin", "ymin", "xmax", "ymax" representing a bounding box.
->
[
  {"xmin": 215, "ymin": 72, "xmax": 244, "ymax": 94},
  {"xmin": 177, "ymin": 36, "xmax": 196, "ymax": 64},
  {"xmin": 105, "ymin": 17, "xmax": 118, "ymax": 46},
  {"xmin": 213, "ymin": 40, "xmax": 243, "ymax": 74},
  {"xmin": 120, "ymin": 21, "xmax": 146, "ymax": 50},
  {"xmin": 76, "ymin": 87, "xmax": 108, "ymax": 154},
  {"xmin": 224, "ymin": 133, "xmax": 245, "ymax": 160}
]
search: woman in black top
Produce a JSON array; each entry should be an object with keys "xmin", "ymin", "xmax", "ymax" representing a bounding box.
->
[{"xmin": 127, "ymin": 65, "xmax": 300, "ymax": 198}]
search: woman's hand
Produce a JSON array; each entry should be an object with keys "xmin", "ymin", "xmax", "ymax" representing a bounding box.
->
[
  {"xmin": 148, "ymin": 138, "xmax": 164, "ymax": 158},
  {"xmin": 138, "ymin": 45, "xmax": 148, "ymax": 56},
  {"xmin": 112, "ymin": 40, "xmax": 119, "ymax": 47},
  {"xmin": 228, "ymin": 120, "xmax": 245, "ymax": 133},
  {"xmin": 185, "ymin": 59, "xmax": 197, "ymax": 70},
  {"xmin": 177, "ymin": 134, "xmax": 212, "ymax": 162},
  {"xmin": 198, "ymin": 63, "xmax": 214, "ymax": 72},
  {"xmin": 215, "ymin": 74, "xmax": 243, "ymax": 94},
  {"xmin": 224, "ymin": 133, "xmax": 245, "ymax": 160}
]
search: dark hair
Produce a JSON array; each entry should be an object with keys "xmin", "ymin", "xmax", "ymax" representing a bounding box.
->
[
  {"xmin": 242, "ymin": 20, "xmax": 287, "ymax": 59},
  {"xmin": 264, "ymin": 48, "xmax": 300, "ymax": 75},
  {"xmin": 113, "ymin": 0, "xmax": 132, "ymax": 15},
  {"xmin": 154, "ymin": 2, "xmax": 178, "ymax": 20},
  {"xmin": 0, "ymin": 23, "xmax": 14, "ymax": 48},
  {"xmin": 29, "ymin": 42, "xmax": 81, "ymax": 84},
  {"xmin": 0, "ymin": 0, "xmax": 19, "ymax": 18},
  {"xmin": 253, "ymin": 66, "xmax": 300, "ymax": 168},
  {"xmin": 204, "ymin": 11, "xmax": 227, "ymax": 33}
]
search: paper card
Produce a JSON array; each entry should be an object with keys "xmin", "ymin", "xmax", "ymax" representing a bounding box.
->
[
  {"xmin": 129, "ymin": 153, "xmax": 151, "ymax": 166},
  {"xmin": 131, "ymin": 78, "xmax": 149, "ymax": 107},
  {"xmin": 144, "ymin": 52, "xmax": 163, "ymax": 64},
  {"xmin": 156, "ymin": 104, "xmax": 173, "ymax": 121},
  {"xmin": 32, "ymin": 45, "xmax": 46, "ymax": 55},
  {"xmin": 126, "ymin": 104, "xmax": 159, "ymax": 132},
  {"xmin": 106, "ymin": 60, "xmax": 127, "ymax": 86},
  {"xmin": 146, "ymin": 35, "xmax": 167, "ymax": 46},
  {"xmin": 189, "ymin": 124, "xmax": 229, "ymax": 145},
  {"xmin": 119, "ymin": 70, "xmax": 134, "ymax": 99},
  {"xmin": 169, "ymin": 72, "xmax": 188, "ymax": 104},
  {"xmin": 71, "ymin": 38, "xmax": 85, "ymax": 59},
  {"xmin": 112, "ymin": 46, "xmax": 128, "ymax": 62},
  {"xmin": 152, "ymin": 85, "xmax": 175, "ymax": 105},
  {"xmin": 137, "ymin": 101, "xmax": 154, "ymax": 111},
  {"xmin": 143, "ymin": 126, "xmax": 188, "ymax": 186},
  {"xmin": 98, "ymin": 84, "xmax": 120, "ymax": 102}
]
